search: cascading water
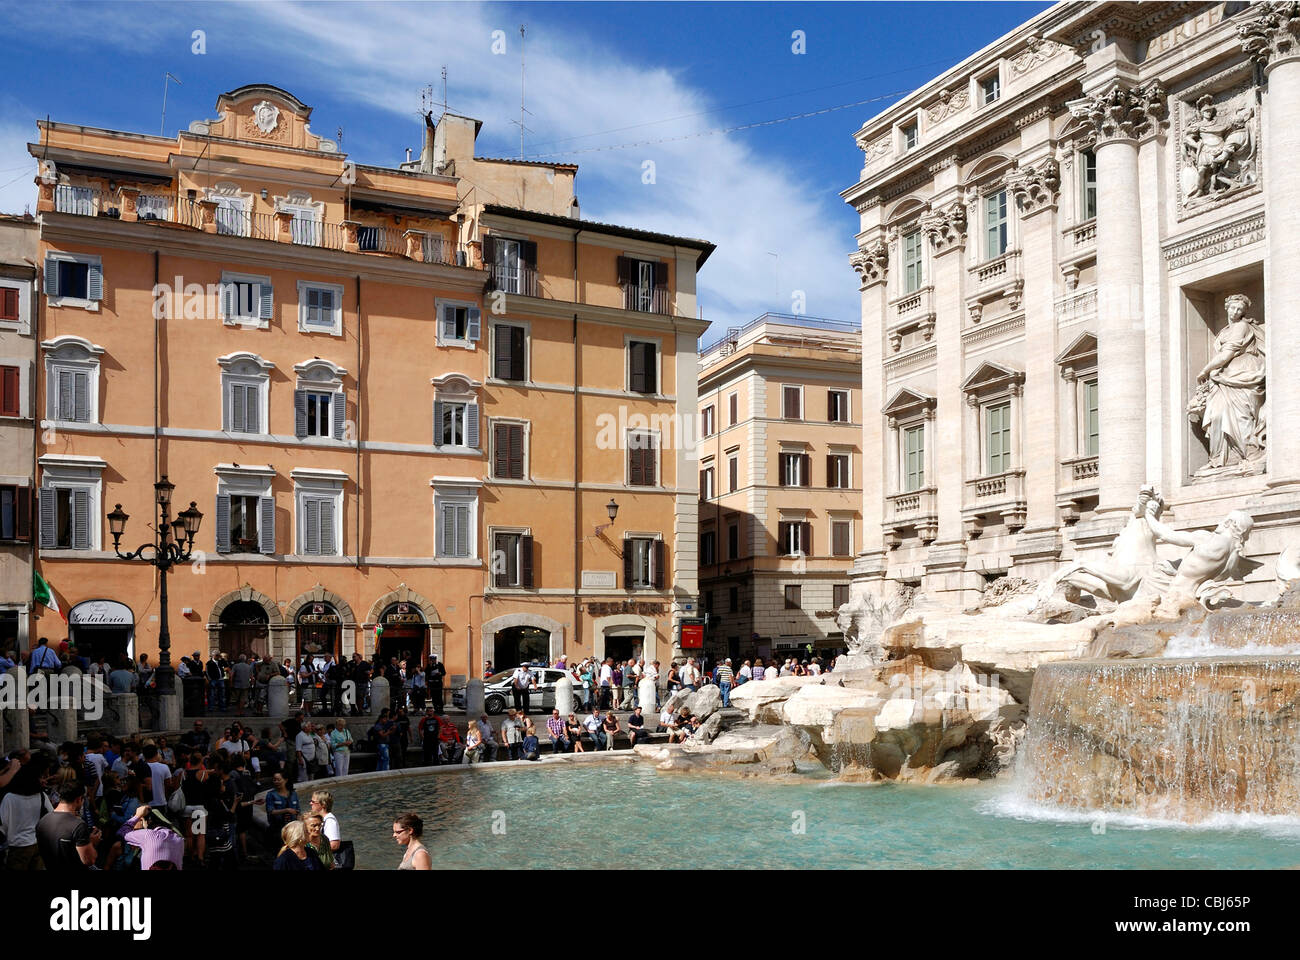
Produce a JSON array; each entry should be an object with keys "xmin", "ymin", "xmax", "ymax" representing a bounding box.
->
[{"xmin": 1014, "ymin": 655, "xmax": 1300, "ymax": 822}]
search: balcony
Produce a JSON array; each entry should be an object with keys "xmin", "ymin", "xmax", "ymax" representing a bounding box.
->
[
  {"xmin": 884, "ymin": 486, "xmax": 937, "ymax": 545},
  {"xmin": 1058, "ymin": 454, "xmax": 1099, "ymax": 493},
  {"xmin": 965, "ymin": 249, "xmax": 1023, "ymax": 318},
  {"xmin": 886, "ymin": 284, "xmax": 936, "ymax": 352},
  {"xmin": 962, "ymin": 469, "xmax": 1026, "ymax": 535},
  {"xmin": 621, "ymin": 282, "xmax": 672, "ymax": 315},
  {"xmin": 1063, "ymin": 218, "xmax": 1097, "ymax": 257},
  {"xmin": 1055, "ymin": 286, "xmax": 1098, "ymax": 326},
  {"xmin": 486, "ymin": 262, "xmax": 538, "ymax": 297}
]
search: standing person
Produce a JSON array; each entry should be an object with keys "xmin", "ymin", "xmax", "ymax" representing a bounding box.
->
[
  {"xmin": 205, "ymin": 654, "xmax": 227, "ymax": 712},
  {"xmin": 680, "ymin": 658, "xmax": 697, "ymax": 692},
  {"xmin": 620, "ymin": 660, "xmax": 636, "ymax": 709},
  {"xmin": 765, "ymin": 661, "xmax": 779, "ymax": 681},
  {"xmin": 1, "ymin": 757, "xmax": 52, "ymax": 870},
  {"xmin": 598, "ymin": 658, "xmax": 614, "ymax": 710},
  {"xmin": 392, "ymin": 812, "xmax": 430, "ymax": 870},
  {"xmin": 546, "ymin": 709, "xmax": 569, "ymax": 753},
  {"xmin": 310, "ymin": 790, "xmax": 342, "ymax": 864},
  {"xmin": 419, "ymin": 709, "xmax": 441, "ymax": 766},
  {"xmin": 328, "ymin": 719, "xmax": 354, "ymax": 778},
  {"xmin": 28, "ymin": 637, "xmax": 60, "ymax": 672},
  {"xmin": 645, "ymin": 660, "xmax": 661, "ymax": 708},
  {"xmin": 230, "ymin": 654, "xmax": 254, "ymax": 715},
  {"xmin": 500, "ymin": 708, "xmax": 525, "ymax": 761},
  {"xmin": 510, "ymin": 664, "xmax": 536, "ymax": 715},
  {"xmin": 311, "ymin": 724, "xmax": 332, "ymax": 778},
  {"xmin": 273, "ymin": 820, "xmax": 323, "ymax": 871},
  {"xmin": 141, "ymin": 744, "xmax": 177, "ymax": 808},
  {"xmin": 117, "ymin": 805, "xmax": 185, "ymax": 870},
  {"xmin": 427, "ymin": 655, "xmax": 447, "ymax": 715},
  {"xmin": 302, "ymin": 814, "xmax": 333, "ymax": 871},
  {"xmin": 369, "ymin": 710, "xmax": 394, "ymax": 771},
  {"xmin": 35, "ymin": 782, "xmax": 99, "ymax": 871},
  {"xmin": 261, "ymin": 773, "xmax": 299, "ymax": 848},
  {"xmin": 409, "ymin": 663, "xmax": 427, "ymax": 711},
  {"xmin": 295, "ymin": 721, "xmax": 318, "ymax": 782},
  {"xmin": 667, "ymin": 661, "xmax": 681, "ymax": 695},
  {"xmin": 737, "ymin": 660, "xmax": 752, "ymax": 687},
  {"xmin": 717, "ymin": 659, "xmax": 734, "ymax": 708}
]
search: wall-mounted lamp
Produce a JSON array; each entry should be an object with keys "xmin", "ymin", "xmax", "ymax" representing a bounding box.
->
[
  {"xmin": 260, "ymin": 188, "xmax": 268, "ymax": 200},
  {"xmin": 594, "ymin": 498, "xmax": 619, "ymax": 537}
]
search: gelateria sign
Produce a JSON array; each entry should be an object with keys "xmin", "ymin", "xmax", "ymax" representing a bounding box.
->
[
  {"xmin": 585, "ymin": 601, "xmax": 664, "ymax": 616},
  {"xmin": 68, "ymin": 600, "xmax": 133, "ymax": 627}
]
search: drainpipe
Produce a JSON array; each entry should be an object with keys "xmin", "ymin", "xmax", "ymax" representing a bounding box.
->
[
  {"xmin": 572, "ymin": 228, "xmax": 582, "ymax": 661},
  {"xmin": 355, "ymin": 275, "xmax": 362, "ymax": 574}
]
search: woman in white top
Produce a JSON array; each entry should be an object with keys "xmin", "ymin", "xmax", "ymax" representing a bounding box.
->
[{"xmin": 0, "ymin": 757, "xmax": 53, "ymax": 869}]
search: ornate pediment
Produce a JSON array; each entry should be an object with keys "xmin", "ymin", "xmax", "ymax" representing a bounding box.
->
[
  {"xmin": 189, "ymin": 84, "xmax": 338, "ymax": 153},
  {"xmin": 962, "ymin": 360, "xmax": 1024, "ymax": 397},
  {"xmin": 882, "ymin": 386, "xmax": 936, "ymax": 423},
  {"xmin": 1056, "ymin": 330, "xmax": 1098, "ymax": 379}
]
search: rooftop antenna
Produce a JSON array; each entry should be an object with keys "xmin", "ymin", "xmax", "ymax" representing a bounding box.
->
[
  {"xmin": 441, "ymin": 66, "xmax": 448, "ymax": 118},
  {"xmin": 161, "ymin": 72, "xmax": 182, "ymax": 136},
  {"xmin": 511, "ymin": 25, "xmax": 534, "ymax": 159}
]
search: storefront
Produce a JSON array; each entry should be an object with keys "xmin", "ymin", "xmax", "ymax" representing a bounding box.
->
[
  {"xmin": 217, "ymin": 601, "xmax": 270, "ymax": 662},
  {"xmin": 376, "ymin": 602, "xmax": 428, "ymax": 665},
  {"xmin": 296, "ymin": 602, "xmax": 340, "ymax": 670},
  {"xmin": 67, "ymin": 599, "xmax": 134, "ymax": 665}
]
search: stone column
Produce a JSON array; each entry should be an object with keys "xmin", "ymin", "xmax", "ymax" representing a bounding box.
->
[
  {"xmin": 1242, "ymin": 5, "xmax": 1300, "ymax": 486},
  {"xmin": 3, "ymin": 666, "xmax": 29, "ymax": 749},
  {"xmin": 848, "ymin": 239, "xmax": 889, "ymax": 597},
  {"xmin": 1069, "ymin": 68, "xmax": 1165, "ymax": 516}
]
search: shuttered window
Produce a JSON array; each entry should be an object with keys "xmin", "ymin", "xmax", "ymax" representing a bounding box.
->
[
  {"xmin": 302, "ymin": 285, "xmax": 338, "ymax": 330},
  {"xmin": 778, "ymin": 521, "xmax": 812, "ymax": 556},
  {"xmin": 727, "ymin": 523, "xmax": 739, "ymax": 560},
  {"xmin": 300, "ymin": 495, "xmax": 338, "ymax": 556},
  {"xmin": 986, "ymin": 401, "xmax": 1012, "ymax": 474},
  {"xmin": 492, "ymin": 422, "xmax": 525, "ymax": 479},
  {"xmin": 628, "ymin": 340, "xmax": 658, "ymax": 394},
  {"xmin": 226, "ymin": 381, "xmax": 262, "ymax": 434},
  {"xmin": 904, "ymin": 424, "xmax": 925, "ymax": 492},
  {"xmin": 50, "ymin": 367, "xmax": 91, "ymax": 422},
  {"xmin": 1083, "ymin": 378, "xmax": 1099, "ymax": 458},
  {"xmin": 0, "ymin": 365, "xmax": 19, "ymax": 417},
  {"xmin": 39, "ymin": 486, "xmax": 90, "ymax": 550},
  {"xmin": 728, "ymin": 455, "xmax": 738, "ymax": 493},
  {"xmin": 827, "ymin": 390, "xmax": 849, "ymax": 423},
  {"xmin": 784, "ymin": 585, "xmax": 802, "ymax": 610},
  {"xmin": 701, "ymin": 405, "xmax": 715, "ymax": 436},
  {"xmin": 438, "ymin": 301, "xmax": 481, "ymax": 346},
  {"xmin": 623, "ymin": 537, "xmax": 663, "ymax": 589},
  {"xmin": 700, "ymin": 467, "xmax": 714, "ymax": 500},
  {"xmin": 779, "ymin": 452, "xmax": 810, "ymax": 487},
  {"xmin": 628, "ymin": 433, "xmax": 656, "ymax": 486},
  {"xmin": 0, "ymin": 287, "xmax": 18, "ymax": 322},
  {"xmin": 782, "ymin": 385, "xmax": 802, "ymax": 419},
  {"xmin": 437, "ymin": 500, "xmax": 473, "ymax": 558},
  {"xmin": 214, "ymin": 493, "xmax": 274, "ymax": 554},
  {"xmin": 728, "ymin": 392, "xmax": 738, "ymax": 426},
  {"xmin": 1081, "ymin": 149, "xmax": 1098, "ymax": 221},
  {"xmin": 221, "ymin": 276, "xmax": 272, "ymax": 323},
  {"xmin": 833, "ymin": 584, "xmax": 850, "ymax": 608},
  {"xmin": 827, "ymin": 454, "xmax": 850, "ymax": 489},
  {"xmin": 493, "ymin": 324, "xmax": 526, "ymax": 380},
  {"xmin": 700, "ymin": 530, "xmax": 716, "ymax": 566},
  {"xmin": 492, "ymin": 532, "xmax": 534, "ymax": 588},
  {"xmin": 0, "ymin": 485, "xmax": 32, "ymax": 542},
  {"xmin": 832, "ymin": 521, "xmax": 851, "ymax": 557}
]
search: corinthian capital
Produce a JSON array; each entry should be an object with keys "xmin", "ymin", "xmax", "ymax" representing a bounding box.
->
[
  {"xmin": 849, "ymin": 239, "xmax": 888, "ymax": 289},
  {"xmin": 919, "ymin": 202, "xmax": 967, "ymax": 253},
  {"xmin": 1067, "ymin": 81, "xmax": 1167, "ymax": 144},
  {"xmin": 1005, "ymin": 158, "xmax": 1061, "ymax": 213},
  {"xmin": 1239, "ymin": 1, "xmax": 1300, "ymax": 67}
]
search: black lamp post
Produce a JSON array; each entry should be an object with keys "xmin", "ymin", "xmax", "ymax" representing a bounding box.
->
[{"xmin": 108, "ymin": 475, "xmax": 203, "ymax": 697}]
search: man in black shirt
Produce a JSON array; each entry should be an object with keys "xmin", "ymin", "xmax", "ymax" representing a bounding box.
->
[
  {"xmin": 626, "ymin": 706, "xmax": 648, "ymax": 746},
  {"xmin": 36, "ymin": 782, "xmax": 99, "ymax": 870},
  {"xmin": 427, "ymin": 655, "xmax": 447, "ymax": 714},
  {"xmin": 281, "ymin": 711, "xmax": 304, "ymax": 784},
  {"xmin": 180, "ymin": 720, "xmax": 212, "ymax": 755}
]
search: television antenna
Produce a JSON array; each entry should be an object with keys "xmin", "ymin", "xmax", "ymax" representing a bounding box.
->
[
  {"xmin": 510, "ymin": 25, "xmax": 534, "ymax": 159},
  {"xmin": 161, "ymin": 73, "xmax": 182, "ymax": 136}
]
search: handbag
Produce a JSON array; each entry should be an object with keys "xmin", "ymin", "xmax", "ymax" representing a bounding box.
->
[
  {"xmin": 333, "ymin": 839, "xmax": 356, "ymax": 871},
  {"xmin": 166, "ymin": 781, "xmax": 186, "ymax": 815}
]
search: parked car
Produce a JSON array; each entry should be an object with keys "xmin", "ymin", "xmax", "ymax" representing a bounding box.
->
[{"xmin": 452, "ymin": 665, "xmax": 575, "ymax": 715}]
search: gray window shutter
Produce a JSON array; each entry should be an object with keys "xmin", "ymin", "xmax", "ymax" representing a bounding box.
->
[
  {"xmin": 493, "ymin": 532, "xmax": 509, "ymax": 588},
  {"xmin": 72, "ymin": 488, "xmax": 90, "ymax": 549},
  {"xmin": 304, "ymin": 499, "xmax": 320, "ymax": 554},
  {"xmin": 44, "ymin": 257, "xmax": 59, "ymax": 296},
  {"xmin": 87, "ymin": 262, "xmax": 103, "ymax": 301},
  {"xmin": 221, "ymin": 282, "xmax": 234, "ymax": 320},
  {"xmin": 294, "ymin": 390, "xmax": 307, "ymax": 438},
  {"xmin": 215, "ymin": 494, "xmax": 231, "ymax": 553},
  {"xmin": 320, "ymin": 498, "xmax": 335, "ymax": 554},
  {"xmin": 258, "ymin": 282, "xmax": 273, "ymax": 321},
  {"xmin": 438, "ymin": 504, "xmax": 451, "ymax": 555},
  {"xmin": 73, "ymin": 371, "xmax": 90, "ymax": 422},
  {"xmin": 455, "ymin": 504, "xmax": 469, "ymax": 556},
  {"xmin": 433, "ymin": 400, "xmax": 444, "ymax": 445},
  {"xmin": 229, "ymin": 382, "xmax": 243, "ymax": 432},
  {"xmin": 439, "ymin": 305, "xmax": 456, "ymax": 341},
  {"xmin": 259, "ymin": 496, "xmax": 275, "ymax": 554},
  {"xmin": 56, "ymin": 370, "xmax": 74, "ymax": 420},
  {"xmin": 494, "ymin": 324, "xmax": 512, "ymax": 379},
  {"xmin": 245, "ymin": 384, "xmax": 260, "ymax": 433},
  {"xmin": 466, "ymin": 403, "xmax": 479, "ymax": 448},
  {"xmin": 38, "ymin": 487, "xmax": 55, "ymax": 548},
  {"xmin": 332, "ymin": 393, "xmax": 346, "ymax": 440},
  {"xmin": 467, "ymin": 307, "xmax": 481, "ymax": 342}
]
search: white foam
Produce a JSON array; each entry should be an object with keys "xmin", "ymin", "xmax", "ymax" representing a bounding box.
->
[{"xmin": 983, "ymin": 790, "xmax": 1300, "ymax": 835}]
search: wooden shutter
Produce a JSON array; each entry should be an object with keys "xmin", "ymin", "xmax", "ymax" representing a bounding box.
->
[
  {"xmin": 629, "ymin": 444, "xmax": 643, "ymax": 486},
  {"xmin": 729, "ymin": 457, "xmax": 738, "ymax": 492},
  {"xmin": 455, "ymin": 503, "xmax": 469, "ymax": 556},
  {"xmin": 494, "ymin": 324, "xmax": 512, "ymax": 379},
  {"xmin": 800, "ymin": 522, "xmax": 812, "ymax": 557},
  {"xmin": 258, "ymin": 281, "xmax": 273, "ymax": 321},
  {"xmin": 0, "ymin": 287, "xmax": 18, "ymax": 321},
  {"xmin": 229, "ymin": 382, "xmax": 243, "ymax": 432},
  {"xmin": 466, "ymin": 404, "xmax": 480, "ymax": 448},
  {"xmin": 38, "ymin": 487, "xmax": 55, "ymax": 548},
  {"xmin": 784, "ymin": 386, "xmax": 800, "ymax": 419},
  {"xmin": 800, "ymin": 454, "xmax": 811, "ymax": 487},
  {"xmin": 777, "ymin": 522, "xmax": 790, "ymax": 553},
  {"xmin": 259, "ymin": 496, "xmax": 275, "ymax": 554},
  {"xmin": 44, "ymin": 257, "xmax": 59, "ymax": 297},
  {"xmin": 520, "ymin": 535, "xmax": 534, "ymax": 589},
  {"xmin": 294, "ymin": 390, "xmax": 308, "ymax": 438},
  {"xmin": 215, "ymin": 494, "xmax": 231, "ymax": 553},
  {"xmin": 629, "ymin": 342, "xmax": 647, "ymax": 393},
  {"xmin": 481, "ymin": 235, "xmax": 496, "ymax": 279},
  {"xmin": 439, "ymin": 304, "xmax": 457, "ymax": 341},
  {"xmin": 617, "ymin": 256, "xmax": 634, "ymax": 286},
  {"xmin": 643, "ymin": 343, "xmax": 657, "ymax": 393},
  {"xmin": 778, "ymin": 455, "xmax": 788, "ymax": 488},
  {"xmin": 71, "ymin": 488, "xmax": 90, "ymax": 549},
  {"xmin": 304, "ymin": 498, "xmax": 320, "ymax": 554},
  {"xmin": 87, "ymin": 261, "xmax": 103, "ymax": 301},
  {"xmin": 320, "ymin": 499, "xmax": 335, "ymax": 554},
  {"xmin": 433, "ymin": 400, "xmax": 445, "ymax": 444},
  {"xmin": 0, "ymin": 365, "xmax": 18, "ymax": 417},
  {"xmin": 653, "ymin": 262, "xmax": 668, "ymax": 287},
  {"xmin": 14, "ymin": 485, "xmax": 31, "ymax": 542},
  {"xmin": 493, "ymin": 423, "xmax": 509, "ymax": 477},
  {"xmin": 509, "ymin": 326, "xmax": 525, "ymax": 380},
  {"xmin": 493, "ymin": 532, "xmax": 509, "ymax": 588},
  {"xmin": 332, "ymin": 394, "xmax": 346, "ymax": 440},
  {"xmin": 520, "ymin": 240, "xmax": 538, "ymax": 268},
  {"xmin": 507, "ymin": 424, "xmax": 524, "ymax": 479},
  {"xmin": 622, "ymin": 538, "xmax": 634, "ymax": 588},
  {"xmin": 653, "ymin": 540, "xmax": 666, "ymax": 589},
  {"xmin": 73, "ymin": 371, "xmax": 90, "ymax": 423},
  {"xmin": 246, "ymin": 384, "xmax": 261, "ymax": 433},
  {"xmin": 729, "ymin": 393, "xmax": 738, "ymax": 425},
  {"xmin": 826, "ymin": 454, "xmax": 836, "ymax": 489}
]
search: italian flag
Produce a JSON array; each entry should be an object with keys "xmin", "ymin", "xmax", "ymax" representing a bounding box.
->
[
  {"xmin": 374, "ymin": 623, "xmax": 384, "ymax": 641},
  {"xmin": 33, "ymin": 571, "xmax": 66, "ymax": 622}
]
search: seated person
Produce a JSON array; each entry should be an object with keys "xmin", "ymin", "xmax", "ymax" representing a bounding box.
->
[
  {"xmin": 436, "ymin": 715, "xmax": 463, "ymax": 764},
  {"xmin": 521, "ymin": 724, "xmax": 541, "ymax": 761},
  {"xmin": 626, "ymin": 707, "xmax": 648, "ymax": 746},
  {"xmin": 565, "ymin": 715, "xmax": 585, "ymax": 753},
  {"xmin": 658, "ymin": 705, "xmax": 678, "ymax": 735}
]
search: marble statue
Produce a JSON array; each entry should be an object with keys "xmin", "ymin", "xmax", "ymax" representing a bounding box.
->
[
  {"xmin": 1182, "ymin": 95, "xmax": 1256, "ymax": 201},
  {"xmin": 1056, "ymin": 485, "xmax": 1164, "ymax": 603},
  {"xmin": 1187, "ymin": 294, "xmax": 1265, "ymax": 472},
  {"xmin": 1141, "ymin": 498, "xmax": 1257, "ymax": 612},
  {"xmin": 836, "ymin": 590, "xmax": 914, "ymax": 664}
]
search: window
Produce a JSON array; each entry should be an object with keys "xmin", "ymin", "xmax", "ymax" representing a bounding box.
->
[
  {"xmin": 43, "ymin": 254, "xmax": 102, "ymax": 307},
  {"xmin": 986, "ymin": 401, "xmax": 1012, "ymax": 474},
  {"xmin": 778, "ymin": 521, "xmax": 811, "ymax": 557},
  {"xmin": 493, "ymin": 323, "xmax": 527, "ymax": 381},
  {"xmin": 627, "ymin": 340, "xmax": 658, "ymax": 394},
  {"xmin": 727, "ymin": 523, "xmax": 739, "ymax": 561},
  {"xmin": 0, "ymin": 365, "xmax": 19, "ymax": 418},
  {"xmin": 492, "ymin": 422, "xmax": 526, "ymax": 479},
  {"xmin": 832, "ymin": 521, "xmax": 852, "ymax": 557},
  {"xmin": 220, "ymin": 272, "xmax": 273, "ymax": 326},
  {"xmin": 702, "ymin": 405, "xmax": 715, "ymax": 436},
  {"xmin": 903, "ymin": 424, "xmax": 925, "ymax": 492},
  {"xmin": 0, "ymin": 485, "xmax": 32, "ymax": 542},
  {"xmin": 299, "ymin": 494, "xmax": 340, "ymax": 556},
  {"xmin": 985, "ymin": 190, "xmax": 1009, "ymax": 260},
  {"xmin": 492, "ymin": 531, "xmax": 535, "ymax": 588},
  {"xmin": 728, "ymin": 585, "xmax": 739, "ymax": 613},
  {"xmin": 436, "ymin": 400, "xmax": 480, "ymax": 448},
  {"xmin": 0, "ymin": 284, "xmax": 21, "ymax": 324},
  {"xmin": 728, "ymin": 392, "xmax": 738, "ymax": 426},
  {"xmin": 701, "ymin": 530, "xmax": 716, "ymax": 566},
  {"xmin": 782, "ymin": 385, "xmax": 802, "ymax": 419},
  {"xmin": 784, "ymin": 585, "xmax": 802, "ymax": 610},
  {"xmin": 50, "ymin": 367, "xmax": 91, "ymax": 422},
  {"xmin": 1083, "ymin": 378, "xmax": 1099, "ymax": 458},
  {"xmin": 213, "ymin": 194, "xmax": 247, "ymax": 236},
  {"xmin": 227, "ymin": 495, "xmax": 262, "ymax": 552},
  {"xmin": 295, "ymin": 391, "xmax": 340, "ymax": 439},
  {"xmin": 903, "ymin": 229, "xmax": 923, "ymax": 294},
  {"xmin": 226, "ymin": 381, "xmax": 262, "ymax": 434},
  {"xmin": 827, "ymin": 454, "xmax": 850, "ymax": 489},
  {"xmin": 437, "ymin": 300, "xmax": 481, "ymax": 348},
  {"xmin": 434, "ymin": 487, "xmax": 478, "ymax": 559},
  {"xmin": 981, "ymin": 73, "xmax": 1001, "ymax": 106},
  {"xmin": 492, "ymin": 237, "xmax": 523, "ymax": 293},
  {"xmin": 43, "ymin": 336, "xmax": 103, "ymax": 424},
  {"xmin": 902, "ymin": 122, "xmax": 918, "ymax": 151},
  {"xmin": 704, "ymin": 590, "xmax": 714, "ymax": 614},
  {"xmin": 833, "ymin": 584, "xmax": 849, "ymax": 608},
  {"xmin": 827, "ymin": 390, "xmax": 849, "ymax": 423},
  {"xmin": 623, "ymin": 536, "xmax": 664, "ymax": 589},
  {"xmin": 779, "ymin": 452, "xmax": 810, "ymax": 488},
  {"xmin": 1080, "ymin": 149, "xmax": 1097, "ymax": 221},
  {"xmin": 298, "ymin": 282, "xmax": 343, "ymax": 336},
  {"xmin": 42, "ymin": 487, "xmax": 89, "ymax": 549},
  {"xmin": 619, "ymin": 257, "xmax": 667, "ymax": 313},
  {"xmin": 215, "ymin": 467, "xmax": 275, "ymax": 554},
  {"xmin": 283, "ymin": 202, "xmax": 320, "ymax": 246},
  {"xmin": 700, "ymin": 466, "xmax": 715, "ymax": 501},
  {"xmin": 728, "ymin": 454, "xmax": 739, "ymax": 493},
  {"xmin": 628, "ymin": 432, "xmax": 657, "ymax": 486}
]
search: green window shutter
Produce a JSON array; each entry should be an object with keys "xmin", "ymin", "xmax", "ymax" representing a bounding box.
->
[{"xmin": 1084, "ymin": 379, "xmax": 1099, "ymax": 457}]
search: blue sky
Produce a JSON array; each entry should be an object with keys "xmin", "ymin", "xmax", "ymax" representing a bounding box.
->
[{"xmin": 0, "ymin": 0, "xmax": 1050, "ymax": 338}]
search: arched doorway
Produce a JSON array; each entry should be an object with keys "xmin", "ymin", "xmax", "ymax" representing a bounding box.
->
[
  {"xmin": 218, "ymin": 601, "xmax": 269, "ymax": 661},
  {"xmin": 67, "ymin": 600, "xmax": 134, "ymax": 667},
  {"xmin": 495, "ymin": 625, "xmax": 551, "ymax": 668},
  {"xmin": 296, "ymin": 602, "xmax": 340, "ymax": 670},
  {"xmin": 376, "ymin": 602, "xmax": 428, "ymax": 666}
]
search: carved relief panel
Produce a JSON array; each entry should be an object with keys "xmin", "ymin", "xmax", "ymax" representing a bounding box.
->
[{"xmin": 1173, "ymin": 64, "xmax": 1261, "ymax": 220}]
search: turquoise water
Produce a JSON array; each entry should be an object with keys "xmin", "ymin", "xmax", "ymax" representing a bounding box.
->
[{"xmin": 328, "ymin": 764, "xmax": 1300, "ymax": 870}]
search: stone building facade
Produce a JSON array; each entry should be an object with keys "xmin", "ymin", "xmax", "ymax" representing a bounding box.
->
[
  {"xmin": 843, "ymin": 1, "xmax": 1298, "ymax": 608},
  {"xmin": 696, "ymin": 314, "xmax": 862, "ymax": 662}
]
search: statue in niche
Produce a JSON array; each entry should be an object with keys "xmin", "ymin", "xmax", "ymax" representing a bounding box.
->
[
  {"xmin": 1181, "ymin": 95, "xmax": 1256, "ymax": 202},
  {"xmin": 1187, "ymin": 293, "xmax": 1265, "ymax": 473}
]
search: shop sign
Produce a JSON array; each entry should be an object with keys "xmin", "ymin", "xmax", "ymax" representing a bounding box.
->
[{"xmin": 68, "ymin": 600, "xmax": 133, "ymax": 627}]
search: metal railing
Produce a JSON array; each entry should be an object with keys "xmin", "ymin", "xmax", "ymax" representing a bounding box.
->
[
  {"xmin": 55, "ymin": 184, "xmax": 101, "ymax": 216},
  {"xmin": 622, "ymin": 282, "xmax": 672, "ymax": 315},
  {"xmin": 488, "ymin": 262, "xmax": 538, "ymax": 297},
  {"xmin": 357, "ymin": 224, "xmax": 404, "ymax": 255}
]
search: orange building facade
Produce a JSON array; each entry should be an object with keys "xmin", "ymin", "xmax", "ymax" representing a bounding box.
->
[{"xmin": 27, "ymin": 84, "xmax": 712, "ymax": 683}]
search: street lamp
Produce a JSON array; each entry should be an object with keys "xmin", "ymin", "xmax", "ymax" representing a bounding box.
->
[
  {"xmin": 595, "ymin": 498, "xmax": 620, "ymax": 537},
  {"xmin": 108, "ymin": 476, "xmax": 203, "ymax": 698}
]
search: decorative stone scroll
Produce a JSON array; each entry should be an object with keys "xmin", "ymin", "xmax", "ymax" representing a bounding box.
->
[
  {"xmin": 1011, "ymin": 33, "xmax": 1066, "ymax": 76},
  {"xmin": 919, "ymin": 201, "xmax": 967, "ymax": 252},
  {"xmin": 1067, "ymin": 81, "xmax": 1167, "ymax": 143},
  {"xmin": 849, "ymin": 239, "xmax": 889, "ymax": 288},
  {"xmin": 1005, "ymin": 158, "xmax": 1061, "ymax": 212},
  {"xmin": 925, "ymin": 87, "xmax": 969, "ymax": 124}
]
